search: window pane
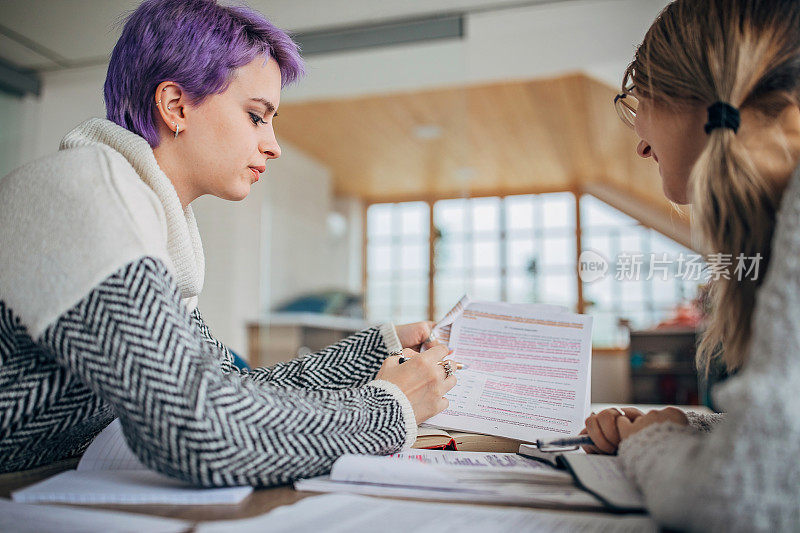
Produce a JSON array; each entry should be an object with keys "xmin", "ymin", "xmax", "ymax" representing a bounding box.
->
[
  {"xmin": 541, "ymin": 236, "xmax": 573, "ymax": 267},
  {"xmin": 507, "ymin": 238, "xmax": 535, "ymax": 271},
  {"xmin": 473, "ymin": 240, "xmax": 500, "ymax": 269},
  {"xmin": 540, "ymin": 273, "xmax": 576, "ymax": 306},
  {"xmin": 583, "ymin": 275, "xmax": 613, "ymax": 309},
  {"xmin": 650, "ymin": 276, "xmax": 678, "ymax": 304},
  {"xmin": 625, "ymin": 309, "xmax": 658, "ymax": 330},
  {"xmin": 435, "ymin": 199, "xmax": 467, "ymax": 236},
  {"xmin": 399, "ymin": 242, "xmax": 428, "ymax": 272},
  {"xmin": 472, "ymin": 197, "xmax": 500, "ymax": 233},
  {"xmin": 473, "ymin": 276, "xmax": 501, "ymax": 301},
  {"xmin": 583, "ymin": 234, "xmax": 612, "ymax": 257},
  {"xmin": 508, "ymin": 275, "xmax": 536, "ymax": 302},
  {"xmin": 591, "ymin": 311, "xmax": 625, "ymax": 346},
  {"xmin": 399, "ymin": 279, "xmax": 428, "ymax": 307},
  {"xmin": 397, "ymin": 306, "xmax": 428, "ymax": 325},
  {"xmin": 368, "ymin": 305, "xmax": 393, "ymax": 323},
  {"xmin": 367, "ymin": 243, "xmax": 392, "ymax": 272},
  {"xmin": 506, "ymin": 195, "xmax": 534, "ymax": 230},
  {"xmin": 367, "ymin": 280, "xmax": 392, "ymax": 309},
  {"xmin": 542, "ymin": 193, "xmax": 574, "ymax": 228},
  {"xmin": 436, "ymin": 238, "xmax": 466, "ymax": 272},
  {"xmin": 367, "ymin": 204, "xmax": 393, "ymax": 237},
  {"xmin": 435, "ymin": 277, "xmax": 468, "ymax": 317},
  {"xmin": 651, "ymin": 232, "xmax": 692, "ymax": 260},
  {"xmin": 581, "ymin": 194, "xmax": 637, "ymax": 227},
  {"xmin": 619, "ymin": 280, "xmax": 645, "ymax": 304},
  {"xmin": 400, "ymin": 202, "xmax": 429, "ymax": 236},
  {"xmin": 619, "ymin": 231, "xmax": 643, "ymax": 254}
]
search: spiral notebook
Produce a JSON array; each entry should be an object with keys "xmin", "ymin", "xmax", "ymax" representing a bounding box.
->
[{"xmin": 12, "ymin": 419, "xmax": 253, "ymax": 505}]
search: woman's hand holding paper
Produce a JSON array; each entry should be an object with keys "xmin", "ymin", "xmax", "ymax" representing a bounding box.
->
[
  {"xmin": 395, "ymin": 321, "xmax": 439, "ymax": 351},
  {"xmin": 376, "ymin": 345, "xmax": 457, "ymax": 424}
]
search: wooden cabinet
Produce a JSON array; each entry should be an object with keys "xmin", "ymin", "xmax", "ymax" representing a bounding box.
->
[{"xmin": 247, "ymin": 313, "xmax": 370, "ymax": 367}]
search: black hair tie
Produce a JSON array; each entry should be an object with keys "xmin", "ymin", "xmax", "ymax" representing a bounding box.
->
[{"xmin": 704, "ymin": 101, "xmax": 740, "ymax": 134}]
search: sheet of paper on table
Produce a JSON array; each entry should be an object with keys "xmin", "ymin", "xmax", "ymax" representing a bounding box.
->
[
  {"xmin": 197, "ymin": 493, "xmax": 658, "ymax": 533},
  {"xmin": 12, "ymin": 419, "xmax": 253, "ymax": 505},
  {"xmin": 426, "ymin": 297, "xmax": 593, "ymax": 442},
  {"xmin": 0, "ymin": 499, "xmax": 191, "ymax": 533}
]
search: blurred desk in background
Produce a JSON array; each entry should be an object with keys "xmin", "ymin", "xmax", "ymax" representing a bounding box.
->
[
  {"xmin": 247, "ymin": 313, "xmax": 369, "ymax": 367},
  {"xmin": 628, "ymin": 327, "xmax": 701, "ymax": 405}
]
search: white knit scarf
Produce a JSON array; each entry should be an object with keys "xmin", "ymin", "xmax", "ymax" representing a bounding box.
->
[
  {"xmin": 59, "ymin": 118, "xmax": 205, "ymax": 298},
  {"xmin": 60, "ymin": 118, "xmax": 205, "ymax": 302}
]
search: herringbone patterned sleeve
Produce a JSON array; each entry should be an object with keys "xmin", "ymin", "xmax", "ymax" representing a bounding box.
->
[
  {"xmin": 190, "ymin": 308, "xmax": 400, "ymax": 390},
  {"xmin": 37, "ymin": 257, "xmax": 414, "ymax": 487}
]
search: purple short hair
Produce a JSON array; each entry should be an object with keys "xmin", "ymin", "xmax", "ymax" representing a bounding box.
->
[{"xmin": 104, "ymin": 0, "xmax": 304, "ymax": 147}]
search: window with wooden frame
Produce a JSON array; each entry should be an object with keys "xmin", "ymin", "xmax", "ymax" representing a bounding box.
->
[
  {"xmin": 366, "ymin": 202, "xmax": 430, "ymax": 325},
  {"xmin": 365, "ymin": 193, "xmax": 702, "ymax": 347},
  {"xmin": 580, "ymin": 195, "xmax": 703, "ymax": 346}
]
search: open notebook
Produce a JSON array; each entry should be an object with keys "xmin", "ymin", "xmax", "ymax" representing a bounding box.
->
[
  {"xmin": 12, "ymin": 419, "xmax": 253, "ymax": 505},
  {"xmin": 518, "ymin": 444, "xmax": 644, "ymax": 512},
  {"xmin": 295, "ymin": 450, "xmax": 606, "ymax": 510}
]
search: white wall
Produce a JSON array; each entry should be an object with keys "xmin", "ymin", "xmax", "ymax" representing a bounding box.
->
[
  {"xmin": 281, "ymin": 0, "xmax": 667, "ymax": 102},
  {"xmin": 261, "ymin": 143, "xmax": 341, "ymax": 310},
  {"xmin": 0, "ymin": 93, "xmax": 26, "ymax": 177},
  {"xmin": 333, "ymin": 196, "xmax": 366, "ymax": 293}
]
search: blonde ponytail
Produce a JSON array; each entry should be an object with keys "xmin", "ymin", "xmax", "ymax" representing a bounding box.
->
[{"xmin": 692, "ymin": 127, "xmax": 780, "ymax": 372}]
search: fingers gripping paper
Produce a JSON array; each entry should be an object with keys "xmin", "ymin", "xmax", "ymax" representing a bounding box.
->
[{"xmin": 426, "ymin": 297, "xmax": 592, "ymax": 441}]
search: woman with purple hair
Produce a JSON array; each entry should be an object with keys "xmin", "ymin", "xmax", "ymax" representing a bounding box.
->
[{"xmin": 0, "ymin": 0, "xmax": 455, "ymax": 486}]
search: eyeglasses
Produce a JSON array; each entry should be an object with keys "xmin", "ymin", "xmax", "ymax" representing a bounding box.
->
[{"xmin": 614, "ymin": 72, "xmax": 638, "ymax": 129}]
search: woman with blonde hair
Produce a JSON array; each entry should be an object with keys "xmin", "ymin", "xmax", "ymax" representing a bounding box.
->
[
  {"xmin": 0, "ymin": 0, "xmax": 456, "ymax": 485},
  {"xmin": 582, "ymin": 0, "xmax": 800, "ymax": 529}
]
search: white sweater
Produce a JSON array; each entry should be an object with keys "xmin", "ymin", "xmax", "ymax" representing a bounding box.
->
[{"xmin": 618, "ymin": 166, "xmax": 800, "ymax": 531}]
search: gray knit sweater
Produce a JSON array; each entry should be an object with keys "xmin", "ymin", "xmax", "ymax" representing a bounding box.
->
[
  {"xmin": 0, "ymin": 118, "xmax": 417, "ymax": 484},
  {"xmin": 618, "ymin": 166, "xmax": 800, "ymax": 531}
]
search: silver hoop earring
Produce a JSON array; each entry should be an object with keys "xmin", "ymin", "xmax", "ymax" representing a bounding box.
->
[{"xmin": 174, "ymin": 124, "xmax": 180, "ymax": 138}]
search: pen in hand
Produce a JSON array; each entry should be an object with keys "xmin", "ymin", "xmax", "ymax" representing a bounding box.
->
[
  {"xmin": 535, "ymin": 434, "xmax": 594, "ymax": 450},
  {"xmin": 397, "ymin": 356, "xmax": 465, "ymax": 371}
]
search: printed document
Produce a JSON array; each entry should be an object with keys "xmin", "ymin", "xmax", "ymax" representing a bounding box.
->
[{"xmin": 427, "ymin": 298, "xmax": 593, "ymax": 441}]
